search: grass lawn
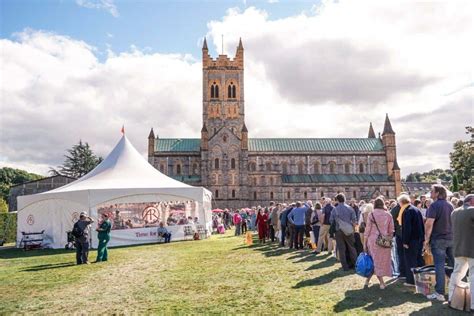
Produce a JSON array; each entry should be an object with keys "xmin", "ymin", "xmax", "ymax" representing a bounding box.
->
[{"xmin": 0, "ymin": 232, "xmax": 463, "ymax": 315}]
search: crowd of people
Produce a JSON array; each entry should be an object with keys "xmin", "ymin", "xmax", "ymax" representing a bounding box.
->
[
  {"xmin": 70, "ymin": 184, "xmax": 472, "ymax": 311},
  {"xmin": 221, "ymin": 185, "xmax": 473, "ymax": 311}
]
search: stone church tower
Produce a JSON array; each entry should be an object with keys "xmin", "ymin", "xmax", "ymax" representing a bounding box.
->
[{"xmin": 200, "ymin": 38, "xmax": 249, "ymax": 202}]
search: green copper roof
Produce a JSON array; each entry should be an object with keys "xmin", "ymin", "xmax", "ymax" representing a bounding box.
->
[
  {"xmin": 155, "ymin": 138, "xmax": 384, "ymax": 152},
  {"xmin": 249, "ymin": 138, "xmax": 384, "ymax": 152},
  {"xmin": 281, "ymin": 174, "xmax": 390, "ymax": 183},
  {"xmin": 155, "ymin": 139, "xmax": 201, "ymax": 152}
]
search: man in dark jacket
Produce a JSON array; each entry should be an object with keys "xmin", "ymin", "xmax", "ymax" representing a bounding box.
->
[
  {"xmin": 74, "ymin": 211, "xmax": 94, "ymax": 265},
  {"xmin": 400, "ymin": 194, "xmax": 425, "ymax": 286},
  {"xmin": 279, "ymin": 205, "xmax": 292, "ymax": 247}
]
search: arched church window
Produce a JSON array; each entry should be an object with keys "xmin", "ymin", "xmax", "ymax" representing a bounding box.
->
[
  {"xmin": 192, "ymin": 163, "xmax": 199, "ymax": 175},
  {"xmin": 228, "ymin": 82, "xmax": 236, "ymax": 99},
  {"xmin": 270, "ymin": 192, "xmax": 274, "ymax": 200},
  {"xmin": 345, "ymin": 162, "xmax": 351, "ymax": 174},
  {"xmin": 373, "ymin": 161, "xmax": 380, "ymax": 174},
  {"xmin": 214, "ymin": 158, "xmax": 219, "ymax": 170},
  {"xmin": 298, "ymin": 161, "xmax": 305, "ymax": 174},
  {"xmin": 249, "ymin": 162, "xmax": 256, "ymax": 172},
  {"xmin": 329, "ymin": 162, "xmax": 336, "ymax": 174},
  {"xmin": 254, "ymin": 192, "xmax": 257, "ymax": 200},
  {"xmin": 314, "ymin": 162, "xmax": 320, "ymax": 174},
  {"xmin": 282, "ymin": 162, "xmax": 289, "ymax": 174},
  {"xmin": 304, "ymin": 191, "xmax": 308, "ymax": 199},
  {"xmin": 231, "ymin": 158, "xmax": 236, "ymax": 169},
  {"xmin": 215, "ymin": 190, "xmax": 219, "ymax": 199},
  {"xmin": 232, "ymin": 190, "xmax": 236, "ymax": 198},
  {"xmin": 176, "ymin": 164, "xmax": 182, "ymax": 175},
  {"xmin": 287, "ymin": 191, "xmax": 291, "ymax": 200},
  {"xmin": 266, "ymin": 162, "xmax": 272, "ymax": 172},
  {"xmin": 160, "ymin": 164, "xmax": 165, "ymax": 173},
  {"xmin": 211, "ymin": 82, "xmax": 219, "ymax": 99},
  {"xmin": 359, "ymin": 163, "xmax": 364, "ymax": 173}
]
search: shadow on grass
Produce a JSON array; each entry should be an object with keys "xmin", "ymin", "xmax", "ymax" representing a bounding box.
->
[
  {"xmin": 332, "ymin": 284, "xmax": 461, "ymax": 315},
  {"xmin": 409, "ymin": 304, "xmax": 466, "ymax": 315},
  {"xmin": 0, "ymin": 248, "xmax": 74, "ymax": 259},
  {"xmin": 293, "ymin": 268, "xmax": 349, "ymax": 288},
  {"xmin": 21, "ymin": 262, "xmax": 76, "ymax": 272},
  {"xmin": 305, "ymin": 257, "xmax": 337, "ymax": 270}
]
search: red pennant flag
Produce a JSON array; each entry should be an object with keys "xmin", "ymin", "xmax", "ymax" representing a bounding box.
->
[{"xmin": 121, "ymin": 125, "xmax": 125, "ymax": 135}]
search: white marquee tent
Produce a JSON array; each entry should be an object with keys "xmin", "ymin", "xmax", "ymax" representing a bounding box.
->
[{"xmin": 17, "ymin": 135, "xmax": 212, "ymax": 249}]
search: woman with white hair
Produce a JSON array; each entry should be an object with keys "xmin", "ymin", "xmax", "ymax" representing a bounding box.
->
[{"xmin": 358, "ymin": 203, "xmax": 374, "ymax": 246}]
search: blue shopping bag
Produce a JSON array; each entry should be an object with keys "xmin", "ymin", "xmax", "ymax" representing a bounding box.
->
[{"xmin": 356, "ymin": 252, "xmax": 374, "ymax": 277}]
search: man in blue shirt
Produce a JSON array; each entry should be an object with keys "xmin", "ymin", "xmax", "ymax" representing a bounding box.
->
[
  {"xmin": 424, "ymin": 184, "xmax": 454, "ymax": 302},
  {"xmin": 288, "ymin": 201, "xmax": 310, "ymax": 249},
  {"xmin": 330, "ymin": 193, "xmax": 357, "ymax": 271}
]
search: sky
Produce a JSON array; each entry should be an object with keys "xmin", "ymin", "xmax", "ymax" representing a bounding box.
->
[{"xmin": 0, "ymin": 0, "xmax": 473, "ymax": 177}]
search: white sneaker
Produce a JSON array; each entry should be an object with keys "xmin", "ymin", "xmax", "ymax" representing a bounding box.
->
[{"xmin": 427, "ymin": 292, "xmax": 445, "ymax": 302}]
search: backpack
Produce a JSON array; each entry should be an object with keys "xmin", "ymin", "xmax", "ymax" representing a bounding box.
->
[{"xmin": 72, "ymin": 222, "xmax": 84, "ymax": 238}]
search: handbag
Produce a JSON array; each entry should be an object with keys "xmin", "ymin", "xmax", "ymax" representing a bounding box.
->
[{"xmin": 371, "ymin": 213, "xmax": 393, "ymax": 248}]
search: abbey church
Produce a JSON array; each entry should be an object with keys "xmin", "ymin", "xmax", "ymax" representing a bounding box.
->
[{"xmin": 148, "ymin": 39, "xmax": 402, "ymax": 208}]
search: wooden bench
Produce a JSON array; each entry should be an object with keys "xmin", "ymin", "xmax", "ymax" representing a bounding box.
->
[{"xmin": 20, "ymin": 230, "xmax": 44, "ymax": 250}]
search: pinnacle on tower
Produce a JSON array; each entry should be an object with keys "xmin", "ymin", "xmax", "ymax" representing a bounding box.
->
[
  {"xmin": 382, "ymin": 113, "xmax": 395, "ymax": 135},
  {"xmin": 241, "ymin": 123, "xmax": 248, "ymax": 133},
  {"xmin": 392, "ymin": 159, "xmax": 400, "ymax": 170},
  {"xmin": 201, "ymin": 123, "xmax": 208, "ymax": 133},
  {"xmin": 148, "ymin": 127, "xmax": 155, "ymax": 139},
  {"xmin": 368, "ymin": 122, "xmax": 376, "ymax": 138},
  {"xmin": 202, "ymin": 37, "xmax": 208, "ymax": 51},
  {"xmin": 237, "ymin": 37, "xmax": 243, "ymax": 50}
]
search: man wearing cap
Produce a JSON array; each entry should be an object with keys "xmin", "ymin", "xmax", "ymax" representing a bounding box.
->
[{"xmin": 74, "ymin": 211, "xmax": 94, "ymax": 265}]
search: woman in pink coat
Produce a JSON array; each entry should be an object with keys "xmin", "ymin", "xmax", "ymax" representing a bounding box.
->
[{"xmin": 363, "ymin": 197, "xmax": 395, "ymax": 289}]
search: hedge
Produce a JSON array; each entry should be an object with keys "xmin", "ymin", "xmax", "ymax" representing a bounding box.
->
[{"xmin": 0, "ymin": 212, "xmax": 17, "ymax": 244}]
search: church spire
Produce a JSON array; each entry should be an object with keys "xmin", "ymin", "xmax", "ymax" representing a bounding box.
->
[
  {"xmin": 202, "ymin": 37, "xmax": 208, "ymax": 51},
  {"xmin": 148, "ymin": 127, "xmax": 155, "ymax": 139},
  {"xmin": 392, "ymin": 158, "xmax": 400, "ymax": 171},
  {"xmin": 237, "ymin": 37, "xmax": 243, "ymax": 50},
  {"xmin": 368, "ymin": 122, "xmax": 376, "ymax": 138},
  {"xmin": 382, "ymin": 113, "xmax": 395, "ymax": 135}
]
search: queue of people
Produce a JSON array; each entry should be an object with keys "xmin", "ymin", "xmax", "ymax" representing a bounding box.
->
[{"xmin": 240, "ymin": 185, "xmax": 472, "ymax": 311}]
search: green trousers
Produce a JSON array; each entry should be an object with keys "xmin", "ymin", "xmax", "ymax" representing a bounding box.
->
[{"xmin": 96, "ymin": 235, "xmax": 110, "ymax": 262}]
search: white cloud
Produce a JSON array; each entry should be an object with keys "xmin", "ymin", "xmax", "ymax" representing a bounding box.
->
[
  {"xmin": 76, "ymin": 0, "xmax": 119, "ymax": 17},
  {"xmin": 1, "ymin": 1, "xmax": 473, "ymax": 178},
  {"xmin": 0, "ymin": 30, "xmax": 200, "ymax": 175}
]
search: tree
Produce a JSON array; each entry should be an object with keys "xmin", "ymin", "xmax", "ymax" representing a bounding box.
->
[
  {"xmin": 0, "ymin": 199, "xmax": 7, "ymax": 213},
  {"xmin": 0, "ymin": 167, "xmax": 43, "ymax": 202},
  {"xmin": 451, "ymin": 174, "xmax": 459, "ymax": 192},
  {"xmin": 404, "ymin": 169, "xmax": 452, "ymax": 183},
  {"xmin": 450, "ymin": 126, "xmax": 474, "ymax": 192},
  {"xmin": 50, "ymin": 140, "xmax": 102, "ymax": 178}
]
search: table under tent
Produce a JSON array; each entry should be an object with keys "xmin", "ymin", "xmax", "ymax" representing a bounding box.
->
[{"xmin": 16, "ymin": 135, "xmax": 212, "ymax": 249}]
